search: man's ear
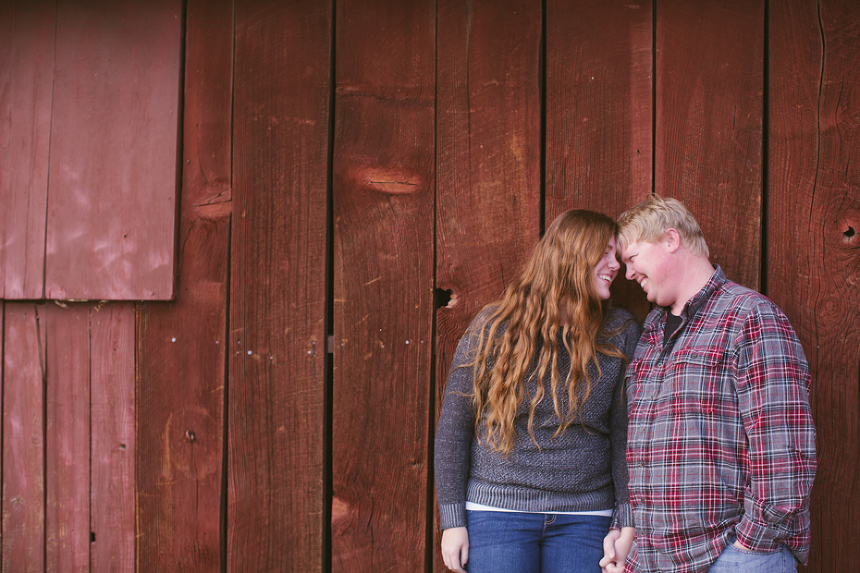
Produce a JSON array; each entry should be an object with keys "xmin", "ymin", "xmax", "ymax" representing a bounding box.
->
[{"xmin": 664, "ymin": 228, "xmax": 682, "ymax": 253}]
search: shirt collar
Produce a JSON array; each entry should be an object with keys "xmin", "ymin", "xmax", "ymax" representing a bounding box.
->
[
  {"xmin": 644, "ymin": 265, "xmax": 726, "ymax": 330},
  {"xmin": 680, "ymin": 265, "xmax": 725, "ymax": 320}
]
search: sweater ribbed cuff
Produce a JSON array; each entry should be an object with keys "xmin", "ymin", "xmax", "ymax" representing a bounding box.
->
[{"xmin": 438, "ymin": 503, "xmax": 467, "ymax": 530}]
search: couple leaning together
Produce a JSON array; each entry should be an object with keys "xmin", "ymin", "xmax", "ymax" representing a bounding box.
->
[{"xmin": 435, "ymin": 195, "xmax": 816, "ymax": 573}]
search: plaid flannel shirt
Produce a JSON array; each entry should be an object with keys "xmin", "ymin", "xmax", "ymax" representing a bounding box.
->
[{"xmin": 625, "ymin": 267, "xmax": 816, "ymax": 573}]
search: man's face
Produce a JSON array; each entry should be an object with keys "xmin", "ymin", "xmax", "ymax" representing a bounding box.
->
[{"xmin": 620, "ymin": 235, "xmax": 676, "ymax": 309}]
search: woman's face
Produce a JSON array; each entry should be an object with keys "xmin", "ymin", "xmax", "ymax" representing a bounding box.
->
[{"xmin": 592, "ymin": 236, "xmax": 621, "ymax": 300}]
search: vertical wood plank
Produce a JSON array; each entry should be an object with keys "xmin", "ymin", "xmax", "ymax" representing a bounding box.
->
[
  {"xmin": 768, "ymin": 0, "xmax": 860, "ymax": 570},
  {"xmin": 229, "ymin": 1, "xmax": 330, "ymax": 571},
  {"xmin": 546, "ymin": 0, "xmax": 652, "ymax": 217},
  {"xmin": 546, "ymin": 0, "xmax": 653, "ymax": 319},
  {"xmin": 44, "ymin": 0, "xmax": 182, "ymax": 301},
  {"xmin": 2, "ymin": 304, "xmax": 46, "ymax": 572},
  {"xmin": 655, "ymin": 0, "xmax": 764, "ymax": 289},
  {"xmin": 0, "ymin": 1, "xmax": 54, "ymax": 299},
  {"xmin": 44, "ymin": 303, "xmax": 90, "ymax": 573},
  {"xmin": 331, "ymin": 0, "xmax": 435, "ymax": 570},
  {"xmin": 434, "ymin": 1, "xmax": 542, "ymax": 570},
  {"xmin": 136, "ymin": 0, "xmax": 232, "ymax": 571},
  {"xmin": 91, "ymin": 304, "xmax": 135, "ymax": 573}
]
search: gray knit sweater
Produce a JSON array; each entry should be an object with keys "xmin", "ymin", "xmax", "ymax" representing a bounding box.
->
[{"xmin": 435, "ymin": 307, "xmax": 641, "ymax": 530}]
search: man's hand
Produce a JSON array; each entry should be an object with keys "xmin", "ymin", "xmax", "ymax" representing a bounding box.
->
[
  {"xmin": 599, "ymin": 527, "xmax": 634, "ymax": 573},
  {"xmin": 441, "ymin": 527, "xmax": 469, "ymax": 573}
]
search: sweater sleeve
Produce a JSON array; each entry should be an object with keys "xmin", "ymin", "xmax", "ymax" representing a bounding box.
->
[
  {"xmin": 610, "ymin": 314, "xmax": 642, "ymax": 528},
  {"xmin": 434, "ymin": 321, "xmax": 482, "ymax": 530}
]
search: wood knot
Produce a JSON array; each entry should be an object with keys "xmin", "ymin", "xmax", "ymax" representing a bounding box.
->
[
  {"xmin": 434, "ymin": 288, "xmax": 457, "ymax": 309},
  {"xmin": 840, "ymin": 216, "xmax": 858, "ymax": 245},
  {"xmin": 354, "ymin": 167, "xmax": 421, "ymax": 195},
  {"xmin": 331, "ymin": 496, "xmax": 351, "ymax": 522}
]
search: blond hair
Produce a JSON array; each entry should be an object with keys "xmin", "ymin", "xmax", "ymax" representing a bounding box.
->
[
  {"xmin": 616, "ymin": 194, "xmax": 709, "ymax": 257},
  {"xmin": 464, "ymin": 210, "xmax": 625, "ymax": 455}
]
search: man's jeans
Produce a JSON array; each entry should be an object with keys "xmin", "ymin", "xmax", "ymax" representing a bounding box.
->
[
  {"xmin": 465, "ymin": 510, "xmax": 610, "ymax": 573},
  {"xmin": 708, "ymin": 542, "xmax": 798, "ymax": 573}
]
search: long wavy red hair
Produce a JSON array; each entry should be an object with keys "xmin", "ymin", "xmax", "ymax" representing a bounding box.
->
[{"xmin": 464, "ymin": 210, "xmax": 625, "ymax": 454}]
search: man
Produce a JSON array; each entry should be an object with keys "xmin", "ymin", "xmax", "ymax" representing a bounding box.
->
[{"xmin": 600, "ymin": 195, "xmax": 816, "ymax": 573}]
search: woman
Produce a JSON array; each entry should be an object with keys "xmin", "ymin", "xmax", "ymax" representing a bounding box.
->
[{"xmin": 435, "ymin": 210, "xmax": 640, "ymax": 573}]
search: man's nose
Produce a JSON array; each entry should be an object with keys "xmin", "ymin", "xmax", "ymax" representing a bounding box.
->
[{"xmin": 625, "ymin": 266, "xmax": 635, "ymax": 280}]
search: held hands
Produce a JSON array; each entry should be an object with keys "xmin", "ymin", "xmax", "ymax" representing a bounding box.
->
[
  {"xmin": 441, "ymin": 527, "xmax": 469, "ymax": 573},
  {"xmin": 599, "ymin": 527, "xmax": 634, "ymax": 573}
]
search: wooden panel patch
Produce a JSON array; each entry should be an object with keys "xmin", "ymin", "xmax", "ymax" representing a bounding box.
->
[
  {"xmin": 45, "ymin": 304, "xmax": 91, "ymax": 572},
  {"xmin": 2, "ymin": 304, "xmax": 46, "ymax": 572},
  {"xmin": 2, "ymin": 302, "xmax": 136, "ymax": 572},
  {"xmin": 91, "ymin": 304, "xmax": 135, "ymax": 572},
  {"xmin": 0, "ymin": 1, "xmax": 55, "ymax": 299},
  {"xmin": 44, "ymin": 0, "xmax": 182, "ymax": 300}
]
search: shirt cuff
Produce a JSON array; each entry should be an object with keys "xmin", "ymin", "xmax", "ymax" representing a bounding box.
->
[
  {"xmin": 734, "ymin": 506, "xmax": 791, "ymax": 554},
  {"xmin": 612, "ymin": 502, "xmax": 634, "ymax": 529},
  {"xmin": 439, "ymin": 502, "xmax": 467, "ymax": 530}
]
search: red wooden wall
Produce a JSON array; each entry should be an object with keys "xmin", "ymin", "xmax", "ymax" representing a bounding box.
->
[
  {"xmin": 768, "ymin": 0, "xmax": 860, "ymax": 560},
  {"xmin": 0, "ymin": 0, "xmax": 857, "ymax": 572}
]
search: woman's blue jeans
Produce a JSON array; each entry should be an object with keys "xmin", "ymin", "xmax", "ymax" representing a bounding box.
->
[{"xmin": 465, "ymin": 510, "xmax": 610, "ymax": 573}]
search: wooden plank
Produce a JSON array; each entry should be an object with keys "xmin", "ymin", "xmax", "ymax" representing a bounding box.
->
[
  {"xmin": 135, "ymin": 0, "xmax": 232, "ymax": 571},
  {"xmin": 331, "ymin": 0, "xmax": 435, "ymax": 570},
  {"xmin": 434, "ymin": 1, "xmax": 542, "ymax": 570},
  {"xmin": 229, "ymin": 1, "xmax": 329, "ymax": 571},
  {"xmin": 546, "ymin": 0, "xmax": 653, "ymax": 320},
  {"xmin": 44, "ymin": 0, "xmax": 182, "ymax": 301},
  {"xmin": 44, "ymin": 303, "xmax": 91, "ymax": 573},
  {"xmin": 767, "ymin": 0, "xmax": 860, "ymax": 570},
  {"xmin": 546, "ymin": 0, "xmax": 652, "ymax": 216},
  {"xmin": 91, "ymin": 303, "xmax": 135, "ymax": 573},
  {"xmin": 655, "ymin": 0, "xmax": 764, "ymax": 290},
  {"xmin": 0, "ymin": 1, "xmax": 55, "ymax": 299},
  {"xmin": 2, "ymin": 303, "xmax": 46, "ymax": 572}
]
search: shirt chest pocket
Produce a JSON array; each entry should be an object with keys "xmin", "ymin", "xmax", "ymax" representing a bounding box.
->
[{"xmin": 662, "ymin": 349, "xmax": 729, "ymax": 415}]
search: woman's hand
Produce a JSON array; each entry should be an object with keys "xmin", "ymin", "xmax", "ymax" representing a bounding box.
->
[
  {"xmin": 441, "ymin": 527, "xmax": 469, "ymax": 572},
  {"xmin": 599, "ymin": 526, "xmax": 634, "ymax": 573}
]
